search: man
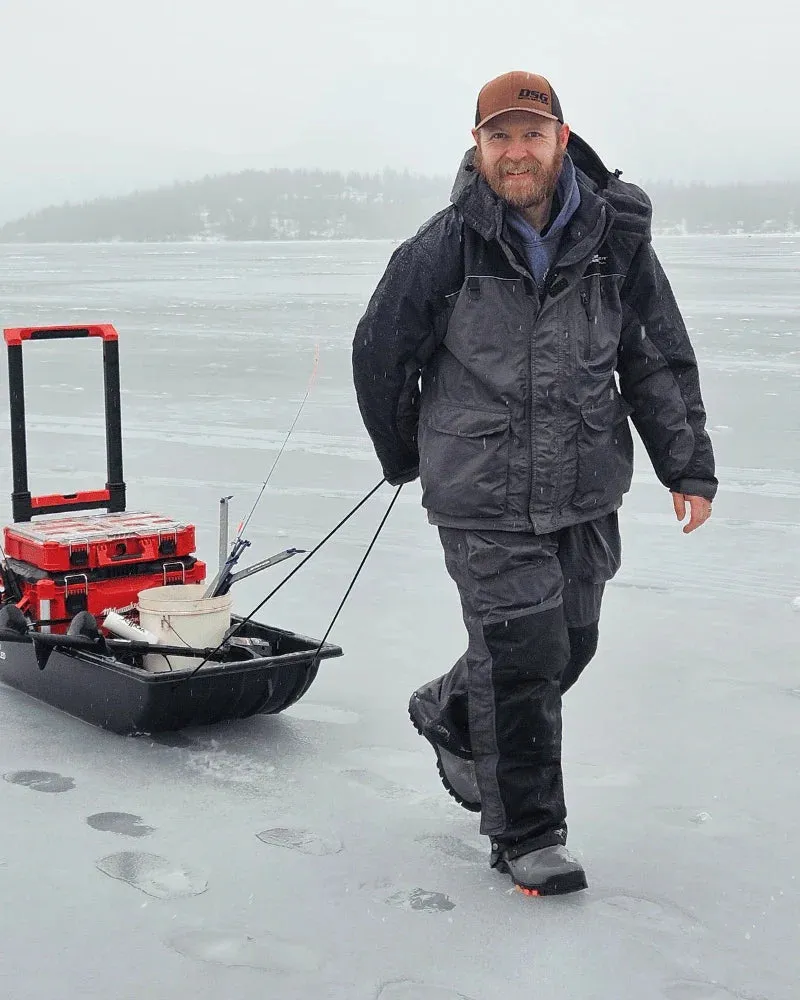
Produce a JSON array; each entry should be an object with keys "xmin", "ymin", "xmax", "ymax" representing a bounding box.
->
[{"xmin": 351, "ymin": 71, "xmax": 717, "ymax": 897}]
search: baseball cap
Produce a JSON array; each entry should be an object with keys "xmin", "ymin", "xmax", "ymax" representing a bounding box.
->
[{"xmin": 475, "ymin": 71, "xmax": 563, "ymax": 128}]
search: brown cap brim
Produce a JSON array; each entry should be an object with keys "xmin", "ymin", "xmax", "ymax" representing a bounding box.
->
[{"xmin": 475, "ymin": 106, "xmax": 559, "ymax": 129}]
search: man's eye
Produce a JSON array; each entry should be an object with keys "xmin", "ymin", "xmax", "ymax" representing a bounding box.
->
[{"xmin": 489, "ymin": 133, "xmax": 507, "ymax": 140}]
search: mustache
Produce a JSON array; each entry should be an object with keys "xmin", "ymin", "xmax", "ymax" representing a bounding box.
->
[{"xmin": 498, "ymin": 159, "xmax": 542, "ymax": 178}]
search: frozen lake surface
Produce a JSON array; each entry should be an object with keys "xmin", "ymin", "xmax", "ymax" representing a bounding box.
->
[{"xmin": 0, "ymin": 237, "xmax": 798, "ymax": 999}]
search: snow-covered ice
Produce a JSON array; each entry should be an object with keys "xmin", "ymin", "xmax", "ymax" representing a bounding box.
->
[{"xmin": 0, "ymin": 237, "xmax": 798, "ymax": 999}]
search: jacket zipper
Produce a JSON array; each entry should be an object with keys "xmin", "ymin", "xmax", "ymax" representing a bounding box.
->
[
  {"xmin": 581, "ymin": 286, "xmax": 592, "ymax": 361},
  {"xmin": 496, "ymin": 232, "xmax": 538, "ymax": 525}
]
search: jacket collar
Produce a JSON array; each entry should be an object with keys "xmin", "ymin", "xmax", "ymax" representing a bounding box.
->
[
  {"xmin": 450, "ymin": 147, "xmax": 604, "ymax": 244},
  {"xmin": 450, "ymin": 132, "xmax": 653, "ymax": 259},
  {"xmin": 451, "ymin": 146, "xmax": 613, "ymax": 266},
  {"xmin": 450, "ymin": 147, "xmax": 502, "ymax": 241}
]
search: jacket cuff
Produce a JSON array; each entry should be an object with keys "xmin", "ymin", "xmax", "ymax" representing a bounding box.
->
[
  {"xmin": 670, "ymin": 478, "xmax": 718, "ymax": 501},
  {"xmin": 386, "ymin": 466, "xmax": 419, "ymax": 487}
]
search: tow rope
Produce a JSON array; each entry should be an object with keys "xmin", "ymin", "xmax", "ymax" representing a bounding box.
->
[{"xmin": 182, "ymin": 477, "xmax": 399, "ymax": 680}]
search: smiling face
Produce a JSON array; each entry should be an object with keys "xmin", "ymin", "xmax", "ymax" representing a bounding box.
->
[{"xmin": 472, "ymin": 110, "xmax": 570, "ymax": 210}]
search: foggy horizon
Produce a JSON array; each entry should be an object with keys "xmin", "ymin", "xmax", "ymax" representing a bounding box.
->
[{"xmin": 1, "ymin": 0, "xmax": 797, "ymax": 224}]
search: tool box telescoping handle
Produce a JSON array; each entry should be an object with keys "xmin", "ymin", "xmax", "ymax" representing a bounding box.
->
[{"xmin": 3, "ymin": 325, "xmax": 126, "ymax": 522}]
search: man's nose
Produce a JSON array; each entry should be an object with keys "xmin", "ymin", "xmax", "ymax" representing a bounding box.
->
[{"xmin": 504, "ymin": 138, "xmax": 530, "ymax": 160}]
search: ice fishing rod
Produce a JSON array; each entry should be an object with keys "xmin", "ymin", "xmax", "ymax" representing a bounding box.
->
[
  {"xmin": 182, "ymin": 476, "xmax": 390, "ymax": 680},
  {"xmin": 203, "ymin": 344, "xmax": 321, "ymax": 599}
]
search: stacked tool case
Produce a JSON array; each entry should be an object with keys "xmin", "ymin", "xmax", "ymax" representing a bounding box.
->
[{"xmin": 3, "ymin": 511, "xmax": 206, "ymax": 631}]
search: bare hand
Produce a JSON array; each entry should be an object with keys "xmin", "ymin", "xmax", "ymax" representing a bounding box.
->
[{"xmin": 671, "ymin": 492, "xmax": 713, "ymax": 534}]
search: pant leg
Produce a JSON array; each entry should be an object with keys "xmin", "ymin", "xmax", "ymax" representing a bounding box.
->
[
  {"xmin": 561, "ymin": 624, "xmax": 599, "ymax": 695},
  {"xmin": 437, "ymin": 527, "xmax": 570, "ymax": 851},
  {"xmin": 410, "ymin": 587, "xmax": 474, "ymax": 758},
  {"xmin": 558, "ymin": 512, "xmax": 622, "ymax": 693}
]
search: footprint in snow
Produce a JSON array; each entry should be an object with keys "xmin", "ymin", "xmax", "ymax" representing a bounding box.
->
[
  {"xmin": 340, "ymin": 769, "xmax": 418, "ymax": 801},
  {"xmin": 86, "ymin": 812, "xmax": 155, "ymax": 838},
  {"xmin": 661, "ymin": 981, "xmax": 755, "ymax": 1000},
  {"xmin": 167, "ymin": 929, "xmax": 321, "ymax": 973},
  {"xmin": 96, "ymin": 852, "xmax": 208, "ymax": 899},
  {"xmin": 383, "ymin": 887, "xmax": 456, "ymax": 912},
  {"xmin": 343, "ymin": 746, "xmax": 425, "ymax": 770},
  {"xmin": 377, "ymin": 981, "xmax": 477, "ymax": 999},
  {"xmin": 256, "ymin": 827, "xmax": 343, "ymax": 856},
  {"xmin": 415, "ymin": 834, "xmax": 485, "ymax": 865},
  {"xmin": 3, "ymin": 770, "xmax": 75, "ymax": 793},
  {"xmin": 283, "ymin": 703, "xmax": 360, "ymax": 725},
  {"xmin": 653, "ymin": 805, "xmax": 763, "ymax": 840},
  {"xmin": 334, "ymin": 747, "xmax": 433, "ymax": 803},
  {"xmin": 593, "ymin": 893, "xmax": 703, "ymax": 937}
]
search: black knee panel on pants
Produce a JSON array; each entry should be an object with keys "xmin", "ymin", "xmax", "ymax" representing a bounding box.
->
[
  {"xmin": 481, "ymin": 605, "xmax": 570, "ymax": 842},
  {"xmin": 560, "ymin": 622, "xmax": 599, "ymax": 694},
  {"xmin": 482, "ymin": 606, "xmax": 570, "ymax": 758},
  {"xmin": 483, "ymin": 606, "xmax": 571, "ymax": 682}
]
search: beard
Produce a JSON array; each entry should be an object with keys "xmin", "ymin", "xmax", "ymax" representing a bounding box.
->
[{"xmin": 475, "ymin": 145, "xmax": 565, "ymax": 210}]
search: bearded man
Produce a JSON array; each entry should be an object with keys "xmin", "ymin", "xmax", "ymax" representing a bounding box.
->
[{"xmin": 351, "ymin": 71, "xmax": 717, "ymax": 896}]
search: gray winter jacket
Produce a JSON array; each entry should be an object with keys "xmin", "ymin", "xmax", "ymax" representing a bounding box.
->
[{"xmin": 352, "ymin": 133, "xmax": 717, "ymax": 533}]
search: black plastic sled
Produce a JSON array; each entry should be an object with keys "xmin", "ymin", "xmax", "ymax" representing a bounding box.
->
[
  {"xmin": 0, "ymin": 323, "xmax": 342, "ymax": 735},
  {"xmin": 0, "ymin": 609, "xmax": 338, "ymax": 735}
]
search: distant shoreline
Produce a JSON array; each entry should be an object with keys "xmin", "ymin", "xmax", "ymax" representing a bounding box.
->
[
  {"xmin": 1, "ymin": 168, "xmax": 797, "ymax": 243},
  {"xmin": 2, "ymin": 231, "xmax": 800, "ymax": 247}
]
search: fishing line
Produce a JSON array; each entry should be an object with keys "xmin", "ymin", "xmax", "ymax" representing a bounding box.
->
[
  {"xmin": 181, "ymin": 475, "xmax": 388, "ymax": 680},
  {"xmin": 203, "ymin": 343, "xmax": 321, "ymax": 599},
  {"xmin": 237, "ymin": 342, "xmax": 320, "ymax": 539}
]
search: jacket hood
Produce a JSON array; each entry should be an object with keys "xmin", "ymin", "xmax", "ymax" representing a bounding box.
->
[{"xmin": 451, "ymin": 131, "xmax": 652, "ymax": 243}]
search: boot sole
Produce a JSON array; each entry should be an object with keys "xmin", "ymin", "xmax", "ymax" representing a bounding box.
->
[
  {"xmin": 494, "ymin": 859, "xmax": 588, "ymax": 896},
  {"xmin": 408, "ymin": 704, "xmax": 481, "ymax": 813}
]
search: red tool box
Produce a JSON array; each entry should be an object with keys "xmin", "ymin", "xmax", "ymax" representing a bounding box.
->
[
  {"xmin": 3, "ymin": 511, "xmax": 196, "ymax": 572},
  {"xmin": 9, "ymin": 557, "xmax": 206, "ymax": 632},
  {"xmin": 8, "ymin": 554, "xmax": 207, "ymax": 628}
]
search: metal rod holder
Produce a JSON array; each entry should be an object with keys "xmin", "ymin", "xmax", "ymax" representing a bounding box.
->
[{"xmin": 218, "ymin": 496, "xmax": 232, "ymax": 572}]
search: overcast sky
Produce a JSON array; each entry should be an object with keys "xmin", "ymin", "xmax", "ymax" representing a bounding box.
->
[{"xmin": 1, "ymin": 0, "xmax": 798, "ymax": 220}]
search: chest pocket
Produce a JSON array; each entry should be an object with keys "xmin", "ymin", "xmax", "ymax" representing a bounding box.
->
[
  {"xmin": 441, "ymin": 275, "xmax": 530, "ymax": 404},
  {"xmin": 576, "ymin": 271, "xmax": 623, "ymax": 375}
]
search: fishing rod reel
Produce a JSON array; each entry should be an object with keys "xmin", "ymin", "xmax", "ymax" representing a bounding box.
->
[{"xmin": 202, "ymin": 495, "xmax": 306, "ymax": 600}]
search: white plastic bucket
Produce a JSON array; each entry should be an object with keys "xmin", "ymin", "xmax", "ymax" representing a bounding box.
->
[{"xmin": 137, "ymin": 584, "xmax": 232, "ymax": 673}]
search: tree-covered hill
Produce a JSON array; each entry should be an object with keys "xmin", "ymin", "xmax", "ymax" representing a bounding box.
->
[
  {"xmin": 647, "ymin": 180, "xmax": 799, "ymax": 235},
  {"xmin": 0, "ymin": 168, "xmax": 798, "ymax": 241},
  {"xmin": 0, "ymin": 168, "xmax": 451, "ymax": 242}
]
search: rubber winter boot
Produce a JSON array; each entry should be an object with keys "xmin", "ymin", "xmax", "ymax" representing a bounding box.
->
[
  {"xmin": 490, "ymin": 842, "xmax": 588, "ymax": 896},
  {"xmin": 408, "ymin": 686, "xmax": 480, "ymax": 812}
]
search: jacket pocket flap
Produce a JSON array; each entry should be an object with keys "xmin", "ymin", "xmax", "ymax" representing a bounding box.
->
[
  {"xmin": 425, "ymin": 406, "xmax": 510, "ymax": 438},
  {"xmin": 580, "ymin": 394, "xmax": 635, "ymax": 431}
]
